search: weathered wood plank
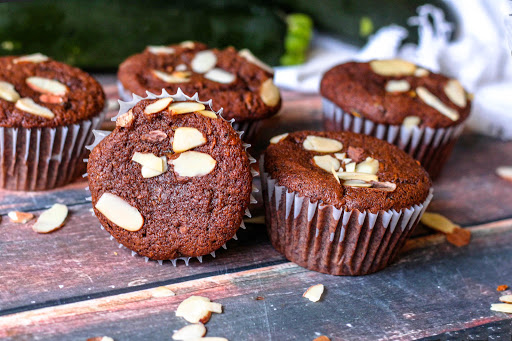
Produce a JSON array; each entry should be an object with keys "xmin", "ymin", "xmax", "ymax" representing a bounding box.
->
[{"xmin": 1, "ymin": 221, "xmax": 511, "ymax": 341}]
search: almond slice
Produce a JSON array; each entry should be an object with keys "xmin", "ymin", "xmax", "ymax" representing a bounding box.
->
[
  {"xmin": 369, "ymin": 59, "xmax": 417, "ymax": 76},
  {"xmin": 345, "ymin": 162, "xmax": 356, "ymax": 172},
  {"xmin": 26, "ymin": 77, "xmax": 67, "ymax": 96},
  {"xmin": 141, "ymin": 130, "xmax": 167, "ymax": 143},
  {"xmin": 303, "ymin": 284, "xmax": 324, "ymax": 302},
  {"xmin": 0, "ymin": 81, "xmax": 20, "ymax": 102},
  {"xmin": 170, "ymin": 151, "xmax": 216, "ymax": 177},
  {"xmin": 343, "ymin": 180, "xmax": 372, "ymax": 188},
  {"xmin": 336, "ymin": 172, "xmax": 378, "ymax": 182},
  {"xmin": 15, "ymin": 98, "xmax": 55, "ymax": 119},
  {"xmin": 239, "ymin": 49, "xmax": 274, "ymax": 74},
  {"xmin": 144, "ymin": 97, "xmax": 173, "ymax": 115},
  {"xmin": 313, "ymin": 155, "xmax": 340, "ymax": 173},
  {"xmin": 151, "ymin": 286, "xmax": 176, "ymax": 298},
  {"xmin": 176, "ymin": 296, "xmax": 222, "ymax": 324},
  {"xmin": 39, "ymin": 94, "xmax": 63, "ymax": 104},
  {"xmin": 132, "ymin": 152, "xmax": 164, "ymax": 172},
  {"xmin": 116, "ymin": 110, "xmax": 134, "ymax": 127},
  {"xmin": 141, "ymin": 156, "xmax": 167, "ymax": 178},
  {"xmin": 32, "ymin": 204, "xmax": 68, "ymax": 233},
  {"xmin": 191, "ymin": 50, "xmax": 217, "ymax": 74},
  {"xmin": 416, "ymin": 87, "xmax": 459, "ymax": 121},
  {"xmin": 95, "ymin": 193, "xmax": 144, "ymax": 232},
  {"xmin": 260, "ymin": 79, "xmax": 280, "ymax": 106},
  {"xmin": 13, "ymin": 53, "xmax": 49, "ymax": 64},
  {"xmin": 420, "ymin": 212, "xmax": 457, "ymax": 234},
  {"xmin": 496, "ymin": 166, "xmax": 512, "ymax": 181},
  {"xmin": 331, "ymin": 165, "xmax": 340, "ymax": 184},
  {"xmin": 402, "ymin": 116, "xmax": 421, "ymax": 128},
  {"xmin": 385, "ymin": 80, "xmax": 410, "ymax": 93},
  {"xmin": 169, "ymin": 102, "xmax": 205, "ymax": 115},
  {"xmin": 414, "ymin": 68, "xmax": 429, "ymax": 77},
  {"xmin": 370, "ymin": 181, "xmax": 397, "ymax": 192},
  {"xmin": 499, "ymin": 295, "xmax": 512, "ymax": 304},
  {"xmin": 147, "ymin": 45, "xmax": 175, "ymax": 54},
  {"xmin": 204, "ymin": 68, "xmax": 236, "ymax": 84},
  {"xmin": 444, "ymin": 79, "xmax": 467, "ymax": 108},
  {"xmin": 180, "ymin": 41, "xmax": 195, "ymax": 49},
  {"xmin": 303, "ymin": 136, "xmax": 343, "ymax": 153},
  {"xmin": 173, "ymin": 127, "xmax": 207, "ymax": 153},
  {"xmin": 270, "ymin": 133, "xmax": 288, "ymax": 144},
  {"xmin": 198, "ymin": 110, "xmax": 217, "ymax": 119},
  {"xmin": 334, "ymin": 152, "xmax": 346, "ymax": 160},
  {"xmin": 175, "ymin": 64, "xmax": 187, "ymax": 71},
  {"xmin": 491, "ymin": 303, "xmax": 512, "ymax": 314},
  {"xmin": 172, "ymin": 324, "xmax": 207, "ymax": 340},
  {"xmin": 355, "ymin": 157, "xmax": 379, "ymax": 175},
  {"xmin": 152, "ymin": 69, "xmax": 191, "ymax": 83},
  {"xmin": 8, "ymin": 211, "xmax": 34, "ymax": 223}
]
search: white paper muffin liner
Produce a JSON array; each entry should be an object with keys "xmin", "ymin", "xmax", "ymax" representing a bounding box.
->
[
  {"xmin": 322, "ymin": 98, "xmax": 465, "ymax": 178},
  {"xmin": 85, "ymin": 89, "xmax": 258, "ymax": 266},
  {"xmin": 261, "ymin": 157, "xmax": 433, "ymax": 276},
  {"xmin": 0, "ymin": 106, "xmax": 106, "ymax": 191}
]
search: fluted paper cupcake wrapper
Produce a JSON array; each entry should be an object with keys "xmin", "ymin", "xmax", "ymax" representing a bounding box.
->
[
  {"xmin": 85, "ymin": 89, "xmax": 258, "ymax": 266},
  {"xmin": 0, "ymin": 108, "xmax": 106, "ymax": 191},
  {"xmin": 322, "ymin": 98, "xmax": 465, "ymax": 178},
  {"xmin": 117, "ymin": 80, "xmax": 261, "ymax": 141},
  {"xmin": 261, "ymin": 162, "xmax": 433, "ymax": 276}
]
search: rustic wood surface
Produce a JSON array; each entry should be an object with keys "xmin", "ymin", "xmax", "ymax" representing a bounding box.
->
[{"xmin": 0, "ymin": 77, "xmax": 511, "ymax": 340}]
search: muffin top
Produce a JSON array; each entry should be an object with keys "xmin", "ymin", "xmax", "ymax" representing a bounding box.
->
[
  {"xmin": 264, "ymin": 130, "xmax": 431, "ymax": 212},
  {"xmin": 0, "ymin": 54, "xmax": 105, "ymax": 128},
  {"xmin": 117, "ymin": 41, "xmax": 281, "ymax": 122},
  {"xmin": 320, "ymin": 60, "xmax": 471, "ymax": 128},
  {"xmin": 87, "ymin": 97, "xmax": 252, "ymax": 260}
]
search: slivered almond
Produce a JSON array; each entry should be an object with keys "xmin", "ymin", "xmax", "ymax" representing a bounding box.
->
[
  {"xmin": 491, "ymin": 303, "xmax": 512, "ymax": 314},
  {"xmin": 303, "ymin": 136, "xmax": 342, "ymax": 153},
  {"xmin": 132, "ymin": 152, "xmax": 164, "ymax": 172},
  {"xmin": 343, "ymin": 180, "xmax": 372, "ymax": 188},
  {"xmin": 144, "ymin": 97, "xmax": 173, "ymax": 115},
  {"xmin": 15, "ymin": 98, "xmax": 55, "ymax": 119},
  {"xmin": 260, "ymin": 79, "xmax": 280, "ymax": 106},
  {"xmin": 39, "ymin": 94, "xmax": 63, "ymax": 104},
  {"xmin": 204, "ymin": 68, "xmax": 235, "ymax": 84},
  {"xmin": 355, "ymin": 157, "xmax": 379, "ymax": 175},
  {"xmin": 170, "ymin": 151, "xmax": 216, "ymax": 177},
  {"xmin": 141, "ymin": 156, "xmax": 167, "ymax": 178},
  {"xmin": 496, "ymin": 166, "xmax": 512, "ymax": 181},
  {"xmin": 176, "ymin": 296, "xmax": 222, "ymax": 324},
  {"xmin": 141, "ymin": 130, "xmax": 167, "ymax": 143},
  {"xmin": 198, "ymin": 110, "xmax": 217, "ymax": 119},
  {"xmin": 303, "ymin": 284, "xmax": 324, "ymax": 302},
  {"xmin": 331, "ymin": 165, "xmax": 340, "ymax": 184},
  {"xmin": 345, "ymin": 162, "xmax": 356, "ymax": 172},
  {"xmin": 369, "ymin": 59, "xmax": 416, "ymax": 76},
  {"xmin": 270, "ymin": 133, "xmax": 288, "ymax": 144},
  {"xmin": 370, "ymin": 181, "xmax": 397, "ymax": 192},
  {"xmin": 180, "ymin": 41, "xmax": 195, "ymax": 49},
  {"xmin": 334, "ymin": 152, "xmax": 346, "ymax": 160},
  {"xmin": 152, "ymin": 69, "xmax": 191, "ymax": 83},
  {"xmin": 402, "ymin": 116, "xmax": 421, "ymax": 128},
  {"xmin": 414, "ymin": 68, "xmax": 429, "ymax": 77},
  {"xmin": 416, "ymin": 87, "xmax": 459, "ymax": 121},
  {"xmin": 0, "ymin": 81, "xmax": 20, "ymax": 102},
  {"xmin": 499, "ymin": 295, "xmax": 512, "ymax": 304},
  {"xmin": 336, "ymin": 172, "xmax": 378, "ymax": 182},
  {"xmin": 385, "ymin": 80, "xmax": 410, "ymax": 93},
  {"xmin": 172, "ymin": 324, "xmax": 206, "ymax": 340},
  {"xmin": 147, "ymin": 45, "xmax": 175, "ymax": 55},
  {"xmin": 169, "ymin": 102, "xmax": 205, "ymax": 115},
  {"xmin": 175, "ymin": 64, "xmax": 187, "ymax": 71},
  {"xmin": 313, "ymin": 155, "xmax": 340, "ymax": 173},
  {"xmin": 95, "ymin": 193, "xmax": 144, "ymax": 232},
  {"xmin": 239, "ymin": 49, "xmax": 274, "ymax": 74},
  {"xmin": 116, "ymin": 110, "xmax": 134, "ymax": 128},
  {"xmin": 32, "ymin": 204, "xmax": 68, "ymax": 233},
  {"xmin": 8, "ymin": 211, "xmax": 34, "ymax": 223},
  {"xmin": 420, "ymin": 212, "xmax": 457, "ymax": 234},
  {"xmin": 26, "ymin": 77, "xmax": 67, "ymax": 96},
  {"xmin": 151, "ymin": 286, "xmax": 176, "ymax": 298},
  {"xmin": 444, "ymin": 79, "xmax": 466, "ymax": 108},
  {"xmin": 173, "ymin": 127, "xmax": 207, "ymax": 153},
  {"xmin": 13, "ymin": 53, "xmax": 48, "ymax": 64},
  {"xmin": 191, "ymin": 50, "xmax": 217, "ymax": 73}
]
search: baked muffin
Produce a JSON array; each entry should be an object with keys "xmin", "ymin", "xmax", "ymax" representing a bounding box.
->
[
  {"xmin": 117, "ymin": 42, "xmax": 281, "ymax": 141},
  {"xmin": 320, "ymin": 59, "xmax": 471, "ymax": 178},
  {"xmin": 262, "ymin": 131, "xmax": 433, "ymax": 276},
  {"xmin": 0, "ymin": 53, "xmax": 105, "ymax": 190},
  {"xmin": 87, "ymin": 93, "xmax": 252, "ymax": 261}
]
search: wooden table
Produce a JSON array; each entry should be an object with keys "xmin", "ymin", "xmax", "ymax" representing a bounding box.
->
[{"xmin": 1, "ymin": 76, "xmax": 512, "ymax": 340}]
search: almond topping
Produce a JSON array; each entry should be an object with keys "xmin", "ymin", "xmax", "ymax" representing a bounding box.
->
[
  {"xmin": 334, "ymin": 152, "xmax": 346, "ymax": 160},
  {"xmin": 116, "ymin": 110, "xmax": 134, "ymax": 128},
  {"xmin": 414, "ymin": 68, "xmax": 429, "ymax": 77},
  {"xmin": 173, "ymin": 127, "xmax": 207, "ymax": 153},
  {"xmin": 39, "ymin": 94, "xmax": 63, "ymax": 104},
  {"xmin": 26, "ymin": 76, "xmax": 67, "ymax": 96},
  {"xmin": 170, "ymin": 151, "xmax": 216, "ymax": 177},
  {"xmin": 198, "ymin": 110, "xmax": 217, "ymax": 119},
  {"xmin": 355, "ymin": 157, "xmax": 379, "ymax": 175},
  {"xmin": 141, "ymin": 130, "xmax": 167, "ymax": 143},
  {"xmin": 132, "ymin": 152, "xmax": 164, "ymax": 172},
  {"xmin": 147, "ymin": 45, "xmax": 175, "ymax": 54},
  {"xmin": 95, "ymin": 193, "xmax": 144, "ymax": 232},
  {"xmin": 416, "ymin": 87, "xmax": 459, "ymax": 121},
  {"xmin": 180, "ymin": 41, "xmax": 195, "ymax": 49},
  {"xmin": 175, "ymin": 64, "xmax": 187, "ymax": 71},
  {"xmin": 144, "ymin": 97, "xmax": 173, "ymax": 115},
  {"xmin": 313, "ymin": 155, "xmax": 340, "ymax": 173},
  {"xmin": 496, "ymin": 166, "xmax": 512, "ymax": 182},
  {"xmin": 141, "ymin": 156, "xmax": 167, "ymax": 178},
  {"xmin": 204, "ymin": 68, "xmax": 236, "ymax": 84},
  {"xmin": 260, "ymin": 79, "xmax": 280, "ymax": 106},
  {"xmin": 499, "ymin": 295, "xmax": 512, "ymax": 304},
  {"xmin": 239, "ymin": 49, "xmax": 274, "ymax": 74},
  {"xmin": 344, "ymin": 162, "xmax": 356, "ymax": 172},
  {"xmin": 491, "ymin": 303, "xmax": 512, "ymax": 314},
  {"xmin": 152, "ymin": 69, "xmax": 191, "ymax": 83},
  {"xmin": 270, "ymin": 133, "xmax": 288, "ymax": 144},
  {"xmin": 151, "ymin": 286, "xmax": 176, "ymax": 298},
  {"xmin": 337, "ymin": 172, "xmax": 378, "ymax": 182},
  {"xmin": 444, "ymin": 79, "xmax": 467, "ymax": 108},
  {"xmin": 0, "ymin": 81, "xmax": 20, "ymax": 102},
  {"xmin": 191, "ymin": 50, "xmax": 217, "ymax": 73},
  {"xmin": 8, "ymin": 211, "xmax": 34, "ymax": 223},
  {"xmin": 343, "ymin": 180, "xmax": 372, "ymax": 188},
  {"xmin": 303, "ymin": 284, "xmax": 324, "ymax": 302},
  {"xmin": 402, "ymin": 116, "xmax": 421, "ymax": 128},
  {"xmin": 176, "ymin": 296, "xmax": 223, "ymax": 324},
  {"xmin": 172, "ymin": 324, "xmax": 206, "ymax": 340},
  {"xmin": 385, "ymin": 80, "xmax": 410, "ymax": 93},
  {"xmin": 169, "ymin": 102, "xmax": 205, "ymax": 115},
  {"xmin": 369, "ymin": 59, "xmax": 417, "ymax": 76},
  {"xmin": 32, "ymin": 204, "xmax": 68, "ymax": 233},
  {"xmin": 420, "ymin": 212, "xmax": 457, "ymax": 234},
  {"xmin": 303, "ymin": 136, "xmax": 343, "ymax": 153},
  {"xmin": 15, "ymin": 98, "xmax": 55, "ymax": 119},
  {"xmin": 13, "ymin": 53, "xmax": 48, "ymax": 64}
]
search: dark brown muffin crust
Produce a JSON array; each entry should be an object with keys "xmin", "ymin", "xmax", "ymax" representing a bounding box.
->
[
  {"xmin": 87, "ymin": 98, "xmax": 252, "ymax": 260},
  {"xmin": 264, "ymin": 131, "xmax": 431, "ymax": 212},
  {"xmin": 0, "ymin": 55, "xmax": 105, "ymax": 128},
  {"xmin": 320, "ymin": 61, "xmax": 471, "ymax": 128},
  {"xmin": 117, "ymin": 42, "xmax": 280, "ymax": 122}
]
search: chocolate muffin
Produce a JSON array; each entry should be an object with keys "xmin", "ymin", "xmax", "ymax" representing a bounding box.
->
[
  {"xmin": 0, "ymin": 53, "xmax": 106, "ymax": 190},
  {"xmin": 117, "ymin": 41, "xmax": 281, "ymax": 140},
  {"xmin": 320, "ymin": 59, "xmax": 471, "ymax": 178},
  {"xmin": 262, "ymin": 130, "xmax": 433, "ymax": 275},
  {"xmin": 87, "ymin": 94, "xmax": 252, "ymax": 260}
]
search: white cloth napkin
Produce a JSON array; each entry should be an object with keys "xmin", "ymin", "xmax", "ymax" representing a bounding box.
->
[{"xmin": 274, "ymin": 0, "xmax": 512, "ymax": 139}]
